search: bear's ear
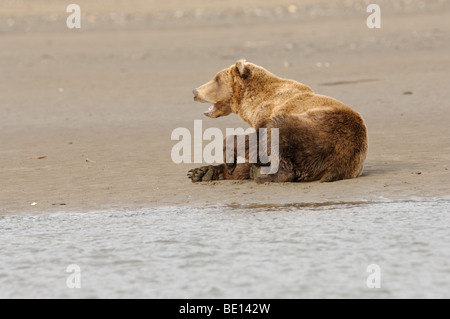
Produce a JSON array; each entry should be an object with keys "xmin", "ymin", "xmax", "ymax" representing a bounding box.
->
[{"xmin": 235, "ymin": 59, "xmax": 247, "ymax": 77}]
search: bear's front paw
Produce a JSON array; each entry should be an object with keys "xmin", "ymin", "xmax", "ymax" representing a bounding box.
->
[{"xmin": 187, "ymin": 166, "xmax": 217, "ymax": 182}]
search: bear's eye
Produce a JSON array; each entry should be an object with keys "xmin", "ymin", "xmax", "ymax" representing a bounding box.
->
[{"xmin": 215, "ymin": 76, "xmax": 220, "ymax": 84}]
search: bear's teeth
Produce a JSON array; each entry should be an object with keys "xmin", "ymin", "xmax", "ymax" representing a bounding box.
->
[{"xmin": 204, "ymin": 105, "xmax": 215, "ymax": 114}]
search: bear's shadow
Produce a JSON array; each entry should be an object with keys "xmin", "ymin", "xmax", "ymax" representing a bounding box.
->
[{"xmin": 360, "ymin": 160, "xmax": 419, "ymax": 177}]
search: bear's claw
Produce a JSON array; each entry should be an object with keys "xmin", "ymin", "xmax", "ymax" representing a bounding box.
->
[{"xmin": 188, "ymin": 166, "xmax": 217, "ymax": 182}]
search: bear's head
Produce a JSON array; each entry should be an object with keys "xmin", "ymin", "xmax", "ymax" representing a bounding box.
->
[{"xmin": 192, "ymin": 59, "xmax": 252, "ymax": 118}]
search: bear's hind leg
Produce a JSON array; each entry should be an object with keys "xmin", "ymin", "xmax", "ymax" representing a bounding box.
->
[
  {"xmin": 188, "ymin": 134, "xmax": 255, "ymax": 183},
  {"xmin": 319, "ymin": 169, "xmax": 344, "ymax": 183},
  {"xmin": 224, "ymin": 163, "xmax": 252, "ymax": 180},
  {"xmin": 188, "ymin": 164, "xmax": 225, "ymax": 182},
  {"xmin": 188, "ymin": 163, "xmax": 251, "ymax": 182},
  {"xmin": 254, "ymin": 168, "xmax": 295, "ymax": 184}
]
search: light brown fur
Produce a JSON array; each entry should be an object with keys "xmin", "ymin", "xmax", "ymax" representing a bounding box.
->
[{"xmin": 189, "ymin": 60, "xmax": 368, "ymax": 184}]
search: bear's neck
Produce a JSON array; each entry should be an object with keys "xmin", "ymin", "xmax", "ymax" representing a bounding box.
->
[{"xmin": 232, "ymin": 76, "xmax": 312, "ymax": 128}]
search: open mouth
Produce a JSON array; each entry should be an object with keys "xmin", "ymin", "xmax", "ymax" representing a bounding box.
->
[
  {"xmin": 193, "ymin": 94, "xmax": 216, "ymax": 116},
  {"xmin": 204, "ymin": 104, "xmax": 216, "ymax": 116}
]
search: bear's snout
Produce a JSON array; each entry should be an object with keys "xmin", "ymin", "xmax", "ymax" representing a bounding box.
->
[{"xmin": 192, "ymin": 89, "xmax": 199, "ymax": 100}]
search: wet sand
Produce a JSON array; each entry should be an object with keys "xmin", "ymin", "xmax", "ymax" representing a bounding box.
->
[{"xmin": 1, "ymin": 0, "xmax": 449, "ymax": 214}]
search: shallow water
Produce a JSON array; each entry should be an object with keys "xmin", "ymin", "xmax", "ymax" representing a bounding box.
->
[{"xmin": 1, "ymin": 200, "xmax": 449, "ymax": 299}]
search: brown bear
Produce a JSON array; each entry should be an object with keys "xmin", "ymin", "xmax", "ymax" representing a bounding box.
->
[{"xmin": 188, "ymin": 60, "xmax": 368, "ymax": 184}]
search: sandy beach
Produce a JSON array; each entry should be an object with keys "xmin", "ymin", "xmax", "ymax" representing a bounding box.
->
[{"xmin": 1, "ymin": 0, "xmax": 450, "ymax": 215}]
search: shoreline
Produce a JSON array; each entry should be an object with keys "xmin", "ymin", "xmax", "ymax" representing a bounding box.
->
[{"xmin": 4, "ymin": 198, "xmax": 450, "ymax": 217}]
